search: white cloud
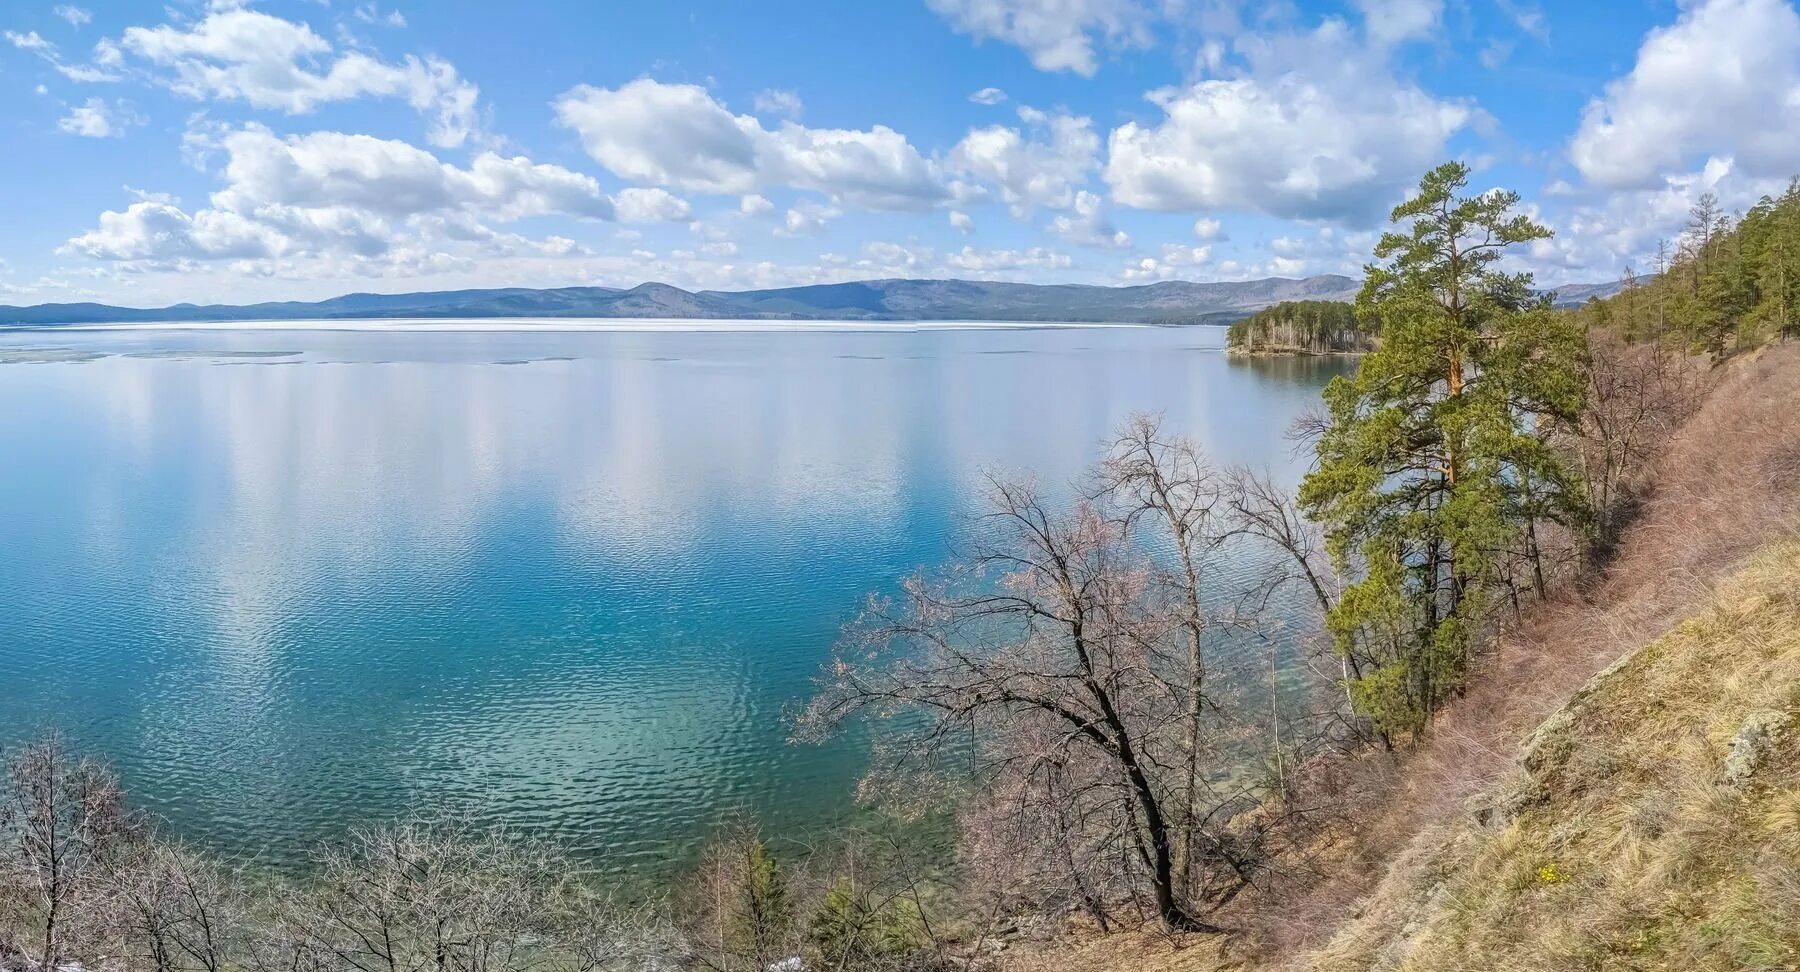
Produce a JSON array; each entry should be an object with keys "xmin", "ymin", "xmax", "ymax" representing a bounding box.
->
[
  {"xmin": 949, "ymin": 107, "xmax": 1098, "ymax": 217},
  {"xmin": 1192, "ymin": 217, "xmax": 1224, "ymax": 240},
  {"xmin": 614, "ymin": 186, "xmax": 692, "ymax": 222},
  {"xmin": 1496, "ymin": 0, "xmax": 1548, "ymax": 41},
  {"xmin": 925, "ymin": 0, "xmax": 1152, "ymax": 76},
  {"xmin": 354, "ymin": 3, "xmax": 407, "ymax": 27},
  {"xmin": 1352, "ymin": 0, "xmax": 1444, "ymax": 47},
  {"xmin": 1529, "ymin": 156, "xmax": 1783, "ymax": 284},
  {"xmin": 949, "ymin": 209, "xmax": 974, "ymax": 233},
  {"xmin": 115, "ymin": 9, "xmax": 479, "ymax": 147},
  {"xmin": 64, "ymin": 125, "xmax": 622, "ymax": 270},
  {"xmin": 739, "ymin": 194, "xmax": 775, "ymax": 216},
  {"xmin": 204, "ymin": 127, "xmax": 615, "ymax": 221},
  {"xmin": 859, "ymin": 241, "xmax": 935, "ymax": 274},
  {"xmin": 968, "ymin": 86, "xmax": 1008, "ymax": 104},
  {"xmin": 1568, "ymin": 0, "xmax": 1800, "ymax": 190},
  {"xmin": 752, "ymin": 88, "xmax": 803, "ymax": 118},
  {"xmin": 1103, "ymin": 19, "xmax": 1472, "ymax": 222},
  {"xmin": 1048, "ymin": 190, "xmax": 1129, "ymax": 248},
  {"xmin": 6, "ymin": 27, "xmax": 122, "ymax": 81},
  {"xmin": 58, "ymin": 97, "xmax": 142, "ymax": 138},
  {"xmin": 5, "ymin": 29, "xmax": 53, "ymax": 53},
  {"xmin": 944, "ymin": 244, "xmax": 1073, "ymax": 274},
  {"xmin": 553, "ymin": 79, "xmax": 946, "ymax": 210},
  {"xmin": 1121, "ymin": 243, "xmax": 1211, "ymax": 280},
  {"xmin": 54, "ymin": 6, "xmax": 92, "ymax": 27},
  {"xmin": 777, "ymin": 201, "xmax": 841, "ymax": 235}
]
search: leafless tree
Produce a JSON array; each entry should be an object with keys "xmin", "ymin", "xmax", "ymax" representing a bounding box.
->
[
  {"xmin": 798, "ymin": 471, "xmax": 1231, "ymax": 933},
  {"xmin": 549, "ymin": 889, "xmax": 683, "ymax": 972},
  {"xmin": 263, "ymin": 815, "xmax": 584, "ymax": 972},
  {"xmin": 1576, "ymin": 329, "xmax": 1705, "ymax": 556},
  {"xmin": 0, "ymin": 732, "xmax": 138, "ymax": 970},
  {"xmin": 1093, "ymin": 413, "xmax": 1230, "ymax": 896},
  {"xmin": 103, "ymin": 837, "xmax": 248, "ymax": 972}
]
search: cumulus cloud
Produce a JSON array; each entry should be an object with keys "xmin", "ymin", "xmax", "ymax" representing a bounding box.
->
[
  {"xmin": 1568, "ymin": 0, "xmax": 1800, "ymax": 189},
  {"xmin": 1528, "ymin": 157, "xmax": 1785, "ymax": 283},
  {"xmin": 64, "ymin": 125, "xmax": 620, "ymax": 269},
  {"xmin": 752, "ymin": 88, "xmax": 803, "ymax": 118},
  {"xmin": 777, "ymin": 201, "xmax": 841, "ymax": 235},
  {"xmin": 57, "ymin": 97, "xmax": 142, "ymax": 137},
  {"xmin": 1192, "ymin": 217, "xmax": 1224, "ymax": 240},
  {"xmin": 945, "ymin": 244, "xmax": 1073, "ymax": 274},
  {"xmin": 949, "ymin": 106, "xmax": 1098, "ymax": 217},
  {"xmin": 925, "ymin": 0, "xmax": 1152, "ymax": 76},
  {"xmin": 739, "ymin": 194, "xmax": 775, "ymax": 216},
  {"xmin": 614, "ymin": 187, "xmax": 692, "ymax": 222},
  {"xmin": 1352, "ymin": 0, "xmax": 1444, "ymax": 47},
  {"xmin": 1121, "ymin": 243, "xmax": 1211, "ymax": 281},
  {"xmin": 552, "ymin": 78, "xmax": 945, "ymax": 209},
  {"xmin": 1048, "ymin": 190, "xmax": 1129, "ymax": 248},
  {"xmin": 859, "ymin": 240, "xmax": 936, "ymax": 274},
  {"xmin": 967, "ymin": 86, "xmax": 1008, "ymax": 104},
  {"xmin": 1103, "ymin": 19, "xmax": 1472, "ymax": 222},
  {"xmin": 949, "ymin": 209, "xmax": 974, "ymax": 233},
  {"xmin": 203, "ymin": 127, "xmax": 616, "ymax": 221},
  {"xmin": 114, "ymin": 8, "xmax": 480, "ymax": 147}
]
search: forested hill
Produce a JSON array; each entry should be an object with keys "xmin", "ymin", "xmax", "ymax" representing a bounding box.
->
[
  {"xmin": 0, "ymin": 275, "xmax": 1361, "ymax": 326},
  {"xmin": 1571, "ymin": 178, "xmax": 1800, "ymax": 351},
  {"xmin": 1224, "ymin": 300, "xmax": 1374, "ymax": 354}
]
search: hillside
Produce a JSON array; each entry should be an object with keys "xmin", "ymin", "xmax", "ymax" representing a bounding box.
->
[
  {"xmin": 997, "ymin": 340, "xmax": 1800, "ymax": 972},
  {"xmin": 0, "ymin": 275, "xmax": 1362, "ymax": 327},
  {"xmin": 1313, "ymin": 540, "xmax": 1800, "ymax": 970},
  {"xmin": 0, "ymin": 274, "xmax": 1636, "ymax": 327}
]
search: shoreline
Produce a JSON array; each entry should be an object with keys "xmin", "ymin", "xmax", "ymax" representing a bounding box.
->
[
  {"xmin": 1225, "ymin": 345, "xmax": 1372, "ymax": 357},
  {"xmin": 3, "ymin": 317, "xmax": 1163, "ymax": 334}
]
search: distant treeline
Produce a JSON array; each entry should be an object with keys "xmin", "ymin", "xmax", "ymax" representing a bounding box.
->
[
  {"xmin": 1574, "ymin": 179, "xmax": 1800, "ymax": 352},
  {"xmin": 1225, "ymin": 300, "xmax": 1375, "ymax": 354}
]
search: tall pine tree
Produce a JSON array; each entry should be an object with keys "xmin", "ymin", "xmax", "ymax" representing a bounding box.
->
[{"xmin": 1301, "ymin": 162, "xmax": 1587, "ymax": 737}]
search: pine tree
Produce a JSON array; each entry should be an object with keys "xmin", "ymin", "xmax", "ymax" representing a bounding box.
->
[{"xmin": 1300, "ymin": 162, "xmax": 1587, "ymax": 737}]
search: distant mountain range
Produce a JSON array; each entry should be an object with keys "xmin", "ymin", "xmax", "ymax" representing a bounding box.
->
[{"xmin": 0, "ymin": 274, "xmax": 1627, "ymax": 327}]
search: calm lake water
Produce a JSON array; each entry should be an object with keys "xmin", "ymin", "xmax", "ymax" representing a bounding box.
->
[{"xmin": 0, "ymin": 321, "xmax": 1347, "ymax": 875}]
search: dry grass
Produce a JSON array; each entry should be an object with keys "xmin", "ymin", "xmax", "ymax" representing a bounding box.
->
[
  {"xmin": 1308, "ymin": 540, "xmax": 1800, "ymax": 971},
  {"xmin": 1260, "ymin": 342, "xmax": 1800, "ymax": 962},
  {"xmin": 1001, "ymin": 342, "xmax": 1800, "ymax": 972}
]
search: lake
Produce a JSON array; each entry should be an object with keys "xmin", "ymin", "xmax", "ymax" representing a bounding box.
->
[{"xmin": 0, "ymin": 321, "xmax": 1348, "ymax": 876}]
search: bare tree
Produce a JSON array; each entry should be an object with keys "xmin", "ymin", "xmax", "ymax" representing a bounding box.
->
[
  {"xmin": 265, "ymin": 815, "xmax": 580, "ymax": 972},
  {"xmin": 0, "ymin": 733, "xmax": 137, "ymax": 969},
  {"xmin": 1094, "ymin": 413, "xmax": 1227, "ymax": 895},
  {"xmin": 1575, "ymin": 329, "xmax": 1704, "ymax": 556},
  {"xmin": 103, "ymin": 838, "xmax": 248, "ymax": 972},
  {"xmin": 798, "ymin": 474, "xmax": 1226, "ymax": 933},
  {"xmin": 550, "ymin": 889, "xmax": 683, "ymax": 972}
]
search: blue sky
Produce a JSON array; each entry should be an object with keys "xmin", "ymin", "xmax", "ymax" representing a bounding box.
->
[{"xmin": 2, "ymin": 0, "xmax": 1796, "ymax": 306}]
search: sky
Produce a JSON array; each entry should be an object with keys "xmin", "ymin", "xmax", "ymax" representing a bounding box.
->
[{"xmin": 1, "ymin": 0, "xmax": 1797, "ymax": 307}]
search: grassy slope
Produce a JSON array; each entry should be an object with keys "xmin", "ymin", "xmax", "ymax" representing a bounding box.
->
[
  {"xmin": 1308, "ymin": 540, "xmax": 1800, "ymax": 971},
  {"xmin": 1000, "ymin": 343, "xmax": 1800, "ymax": 972}
]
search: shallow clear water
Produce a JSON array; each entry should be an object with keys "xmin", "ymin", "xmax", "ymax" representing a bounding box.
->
[{"xmin": 0, "ymin": 322, "xmax": 1347, "ymax": 876}]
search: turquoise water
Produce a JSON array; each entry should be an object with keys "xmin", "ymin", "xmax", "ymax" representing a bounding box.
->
[{"xmin": 0, "ymin": 322, "xmax": 1347, "ymax": 875}]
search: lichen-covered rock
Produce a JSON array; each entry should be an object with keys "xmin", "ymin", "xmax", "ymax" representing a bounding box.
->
[{"xmin": 1721, "ymin": 709, "xmax": 1791, "ymax": 790}]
